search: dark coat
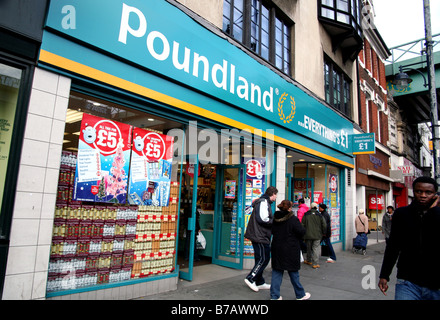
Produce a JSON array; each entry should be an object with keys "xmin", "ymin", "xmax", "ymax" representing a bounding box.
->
[
  {"xmin": 379, "ymin": 202, "xmax": 440, "ymax": 290},
  {"xmin": 320, "ymin": 209, "xmax": 331, "ymax": 238},
  {"xmin": 271, "ymin": 210, "xmax": 306, "ymax": 272},
  {"xmin": 244, "ymin": 194, "xmax": 274, "ymax": 244}
]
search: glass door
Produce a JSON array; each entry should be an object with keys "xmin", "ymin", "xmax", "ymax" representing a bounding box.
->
[
  {"xmin": 212, "ymin": 165, "xmax": 245, "ymax": 269},
  {"xmin": 178, "ymin": 155, "xmax": 199, "ymax": 281}
]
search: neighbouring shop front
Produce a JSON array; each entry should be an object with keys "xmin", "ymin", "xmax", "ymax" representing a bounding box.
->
[
  {"xmin": 33, "ymin": 0, "xmax": 355, "ymax": 298},
  {"xmin": 0, "ymin": 0, "xmax": 49, "ymax": 298},
  {"xmin": 356, "ymin": 149, "xmax": 392, "ymax": 232}
]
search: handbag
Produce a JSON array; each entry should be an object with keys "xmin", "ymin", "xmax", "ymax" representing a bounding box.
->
[
  {"xmin": 320, "ymin": 240, "xmax": 331, "ymax": 257},
  {"xmin": 196, "ymin": 231, "xmax": 206, "ymax": 249}
]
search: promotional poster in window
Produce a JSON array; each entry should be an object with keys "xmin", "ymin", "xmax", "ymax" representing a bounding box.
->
[
  {"xmin": 128, "ymin": 127, "xmax": 174, "ymax": 206},
  {"xmin": 73, "ymin": 114, "xmax": 132, "ymax": 204}
]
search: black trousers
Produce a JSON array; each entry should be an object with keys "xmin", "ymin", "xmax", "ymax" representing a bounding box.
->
[{"xmin": 246, "ymin": 242, "xmax": 271, "ymax": 286}]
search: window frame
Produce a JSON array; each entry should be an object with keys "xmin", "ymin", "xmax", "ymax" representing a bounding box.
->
[
  {"xmin": 222, "ymin": 0, "xmax": 292, "ymax": 76},
  {"xmin": 324, "ymin": 57, "xmax": 352, "ymax": 117}
]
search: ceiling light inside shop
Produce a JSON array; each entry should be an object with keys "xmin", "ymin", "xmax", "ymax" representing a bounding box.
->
[
  {"xmin": 66, "ymin": 109, "xmax": 84, "ymax": 123},
  {"xmin": 147, "ymin": 118, "xmax": 155, "ymax": 121}
]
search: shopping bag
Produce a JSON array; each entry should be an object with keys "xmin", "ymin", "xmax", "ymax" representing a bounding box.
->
[
  {"xmin": 300, "ymin": 251, "xmax": 304, "ymax": 263},
  {"xmin": 196, "ymin": 231, "xmax": 206, "ymax": 249},
  {"xmin": 320, "ymin": 240, "xmax": 330, "ymax": 257}
]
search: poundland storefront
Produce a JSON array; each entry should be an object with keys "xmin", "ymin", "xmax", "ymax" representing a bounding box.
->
[{"xmin": 3, "ymin": 0, "xmax": 355, "ymax": 299}]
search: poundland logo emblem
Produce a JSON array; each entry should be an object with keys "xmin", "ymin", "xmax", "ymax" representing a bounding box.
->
[{"xmin": 277, "ymin": 92, "xmax": 296, "ymax": 124}]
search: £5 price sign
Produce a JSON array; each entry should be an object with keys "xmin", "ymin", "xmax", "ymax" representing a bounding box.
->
[
  {"xmin": 73, "ymin": 113, "xmax": 133, "ymax": 204},
  {"xmin": 129, "ymin": 127, "xmax": 174, "ymax": 206}
]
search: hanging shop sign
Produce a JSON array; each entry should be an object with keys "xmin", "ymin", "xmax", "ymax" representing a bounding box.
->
[
  {"xmin": 73, "ymin": 114, "xmax": 132, "ymax": 203},
  {"xmin": 351, "ymin": 133, "xmax": 376, "ymax": 155},
  {"xmin": 128, "ymin": 128, "xmax": 174, "ymax": 206},
  {"xmin": 43, "ymin": 0, "xmax": 354, "ymax": 156}
]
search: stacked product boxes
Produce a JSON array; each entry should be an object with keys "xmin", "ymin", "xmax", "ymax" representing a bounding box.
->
[{"xmin": 47, "ymin": 152, "xmax": 180, "ymax": 293}]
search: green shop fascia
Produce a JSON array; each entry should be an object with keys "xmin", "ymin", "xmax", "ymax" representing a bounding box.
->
[{"xmin": 40, "ymin": 0, "xmax": 354, "ymax": 296}]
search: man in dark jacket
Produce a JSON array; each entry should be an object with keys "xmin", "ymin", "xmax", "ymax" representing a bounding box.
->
[
  {"xmin": 244, "ymin": 186, "xmax": 278, "ymax": 292},
  {"xmin": 379, "ymin": 176, "xmax": 440, "ymax": 300},
  {"xmin": 301, "ymin": 203, "xmax": 326, "ymax": 268}
]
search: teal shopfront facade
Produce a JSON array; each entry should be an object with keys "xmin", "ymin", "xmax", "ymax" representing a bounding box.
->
[{"xmin": 39, "ymin": 0, "xmax": 355, "ymax": 298}]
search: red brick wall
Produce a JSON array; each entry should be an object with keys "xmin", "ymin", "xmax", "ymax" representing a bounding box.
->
[{"xmin": 358, "ymin": 39, "xmax": 389, "ymax": 147}]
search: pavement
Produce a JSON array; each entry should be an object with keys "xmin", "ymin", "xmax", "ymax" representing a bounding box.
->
[{"xmin": 136, "ymin": 232, "xmax": 398, "ymax": 301}]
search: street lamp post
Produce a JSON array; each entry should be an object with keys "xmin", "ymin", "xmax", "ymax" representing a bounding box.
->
[
  {"xmin": 392, "ymin": 1, "xmax": 439, "ymax": 185},
  {"xmin": 424, "ymin": 0, "xmax": 440, "ymax": 187}
]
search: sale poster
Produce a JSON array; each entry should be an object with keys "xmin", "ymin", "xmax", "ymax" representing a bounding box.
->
[
  {"xmin": 73, "ymin": 114, "xmax": 132, "ymax": 203},
  {"xmin": 368, "ymin": 194, "xmax": 384, "ymax": 210},
  {"xmin": 128, "ymin": 127, "xmax": 174, "ymax": 206}
]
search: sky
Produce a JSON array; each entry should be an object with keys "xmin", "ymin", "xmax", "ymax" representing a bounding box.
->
[{"xmin": 372, "ymin": 0, "xmax": 440, "ymax": 49}]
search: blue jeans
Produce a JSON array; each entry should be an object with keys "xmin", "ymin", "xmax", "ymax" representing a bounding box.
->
[
  {"xmin": 395, "ymin": 279, "xmax": 440, "ymax": 300},
  {"xmin": 270, "ymin": 268, "xmax": 305, "ymax": 300},
  {"xmin": 322, "ymin": 237, "xmax": 336, "ymax": 260}
]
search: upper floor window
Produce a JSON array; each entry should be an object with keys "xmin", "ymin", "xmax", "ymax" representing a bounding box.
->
[
  {"xmin": 324, "ymin": 58, "xmax": 352, "ymax": 117},
  {"xmin": 318, "ymin": 0, "xmax": 364, "ymax": 61},
  {"xmin": 222, "ymin": 0, "xmax": 292, "ymax": 75}
]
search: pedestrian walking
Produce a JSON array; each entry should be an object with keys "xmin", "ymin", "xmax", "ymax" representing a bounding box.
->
[
  {"xmin": 382, "ymin": 206, "xmax": 393, "ymax": 244},
  {"xmin": 379, "ymin": 176, "xmax": 440, "ymax": 300},
  {"xmin": 319, "ymin": 203, "xmax": 336, "ymax": 263},
  {"xmin": 296, "ymin": 198, "xmax": 309, "ymax": 222},
  {"xmin": 270, "ymin": 200, "xmax": 310, "ymax": 300},
  {"xmin": 297, "ymin": 198, "xmax": 309, "ymax": 252},
  {"xmin": 244, "ymin": 186, "xmax": 278, "ymax": 292},
  {"xmin": 353, "ymin": 209, "xmax": 369, "ymax": 254},
  {"xmin": 301, "ymin": 202, "xmax": 326, "ymax": 269},
  {"xmin": 355, "ymin": 209, "xmax": 369, "ymax": 235}
]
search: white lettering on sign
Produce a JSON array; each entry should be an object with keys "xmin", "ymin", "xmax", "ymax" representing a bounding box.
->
[
  {"xmin": 300, "ymin": 115, "xmax": 349, "ymax": 148},
  {"xmin": 61, "ymin": 5, "xmax": 76, "ymax": 30},
  {"xmin": 117, "ymin": 3, "xmax": 274, "ymax": 113}
]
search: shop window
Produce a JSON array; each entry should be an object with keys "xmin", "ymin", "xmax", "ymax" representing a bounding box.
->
[
  {"xmin": 0, "ymin": 63, "xmax": 22, "ymax": 219},
  {"xmin": 47, "ymin": 91, "xmax": 185, "ymax": 294},
  {"xmin": 288, "ymin": 159, "xmax": 342, "ymax": 243},
  {"xmin": 222, "ymin": 0, "xmax": 292, "ymax": 75}
]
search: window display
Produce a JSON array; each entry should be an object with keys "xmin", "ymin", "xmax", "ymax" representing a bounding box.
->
[{"xmin": 47, "ymin": 92, "xmax": 182, "ymax": 294}]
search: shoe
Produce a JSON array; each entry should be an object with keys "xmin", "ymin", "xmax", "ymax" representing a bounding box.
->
[
  {"xmin": 270, "ymin": 296, "xmax": 282, "ymax": 300},
  {"xmin": 312, "ymin": 264, "xmax": 320, "ymax": 269},
  {"xmin": 297, "ymin": 292, "xmax": 311, "ymax": 300},
  {"xmin": 304, "ymin": 260, "xmax": 312, "ymax": 265},
  {"xmin": 257, "ymin": 283, "xmax": 271, "ymax": 290},
  {"xmin": 326, "ymin": 258, "xmax": 335, "ymax": 263},
  {"xmin": 244, "ymin": 278, "xmax": 259, "ymax": 292}
]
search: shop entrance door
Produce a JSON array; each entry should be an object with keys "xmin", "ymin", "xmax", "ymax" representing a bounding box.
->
[
  {"xmin": 212, "ymin": 165, "xmax": 245, "ymax": 269},
  {"xmin": 178, "ymin": 155, "xmax": 199, "ymax": 281}
]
